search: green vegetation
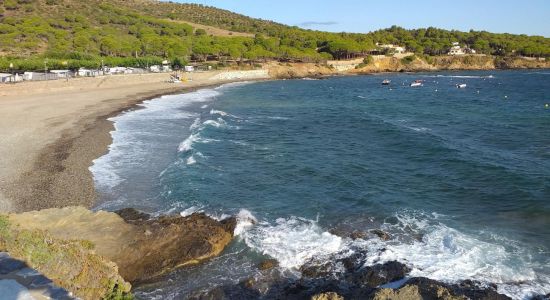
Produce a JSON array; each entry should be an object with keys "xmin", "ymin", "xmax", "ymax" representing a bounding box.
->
[
  {"xmin": 355, "ymin": 55, "xmax": 374, "ymax": 69},
  {"xmin": 400, "ymin": 55, "xmax": 416, "ymax": 65},
  {"xmin": 0, "ymin": 214, "xmax": 10, "ymax": 248},
  {"xmin": 0, "ymin": 0, "xmax": 549, "ymax": 72},
  {"xmin": 0, "ymin": 215, "xmax": 132, "ymax": 299}
]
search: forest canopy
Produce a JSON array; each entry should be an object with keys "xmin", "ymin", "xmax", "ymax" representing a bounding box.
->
[{"xmin": 1, "ymin": 0, "xmax": 549, "ymax": 71}]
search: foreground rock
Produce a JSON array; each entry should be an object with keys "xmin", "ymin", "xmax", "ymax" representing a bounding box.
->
[
  {"xmin": 0, "ymin": 252, "xmax": 75, "ymax": 300},
  {"xmin": 3, "ymin": 207, "xmax": 236, "ymax": 298},
  {"xmin": 192, "ymin": 251, "xmax": 512, "ymax": 300},
  {"xmin": 372, "ymin": 277, "xmax": 511, "ymax": 300},
  {"xmin": 0, "ymin": 213, "xmax": 129, "ymax": 300}
]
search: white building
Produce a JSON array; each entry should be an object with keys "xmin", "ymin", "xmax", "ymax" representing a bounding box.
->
[
  {"xmin": 77, "ymin": 68, "xmax": 102, "ymax": 77},
  {"xmin": 50, "ymin": 70, "xmax": 71, "ymax": 78},
  {"xmin": 448, "ymin": 42, "xmax": 466, "ymax": 55},
  {"xmin": 377, "ymin": 43, "xmax": 406, "ymax": 54},
  {"xmin": 184, "ymin": 65, "xmax": 195, "ymax": 72}
]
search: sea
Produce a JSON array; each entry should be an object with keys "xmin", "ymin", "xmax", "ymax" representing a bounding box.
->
[{"xmin": 90, "ymin": 70, "xmax": 550, "ymax": 299}]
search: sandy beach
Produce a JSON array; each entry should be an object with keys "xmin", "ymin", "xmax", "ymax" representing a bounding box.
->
[{"xmin": 0, "ymin": 69, "xmax": 270, "ymax": 212}]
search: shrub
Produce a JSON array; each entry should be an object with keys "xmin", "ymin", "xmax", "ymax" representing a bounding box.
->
[
  {"xmin": 4, "ymin": 0, "xmax": 18, "ymax": 10},
  {"xmin": 400, "ymin": 55, "xmax": 416, "ymax": 65}
]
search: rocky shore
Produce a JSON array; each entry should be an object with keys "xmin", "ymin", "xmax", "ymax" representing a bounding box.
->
[
  {"xmin": 1, "ymin": 207, "xmax": 237, "ymax": 299},
  {"xmin": 190, "ymin": 254, "xmax": 515, "ymax": 300}
]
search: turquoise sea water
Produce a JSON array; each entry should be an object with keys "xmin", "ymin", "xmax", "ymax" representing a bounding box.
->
[{"xmin": 91, "ymin": 70, "xmax": 550, "ymax": 299}]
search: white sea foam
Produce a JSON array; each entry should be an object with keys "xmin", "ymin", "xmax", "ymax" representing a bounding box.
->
[
  {"xmin": 236, "ymin": 210, "xmax": 548, "ymax": 299},
  {"xmin": 178, "ymin": 133, "xmax": 219, "ymax": 153},
  {"xmin": 186, "ymin": 156, "xmax": 196, "ymax": 165},
  {"xmin": 407, "ymin": 126, "xmax": 430, "ymax": 132},
  {"xmin": 180, "ymin": 206, "xmax": 204, "ymax": 217},
  {"xmin": 190, "ymin": 117, "xmax": 202, "ymax": 130},
  {"xmin": 266, "ymin": 116, "xmax": 291, "ymax": 120},
  {"xmin": 347, "ymin": 212, "xmax": 550, "ymax": 300},
  {"xmin": 210, "ymin": 109, "xmax": 239, "ymax": 119},
  {"xmin": 242, "ymin": 216, "xmax": 343, "ymax": 269},
  {"xmin": 234, "ymin": 209, "xmax": 258, "ymax": 236},
  {"xmin": 178, "ymin": 133, "xmax": 200, "ymax": 152},
  {"xmin": 90, "ymin": 89, "xmax": 221, "ymax": 192},
  {"xmin": 202, "ymin": 118, "xmax": 240, "ymax": 130}
]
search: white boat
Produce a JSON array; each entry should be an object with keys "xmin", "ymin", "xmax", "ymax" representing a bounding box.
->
[
  {"xmin": 382, "ymin": 79, "xmax": 391, "ymax": 85},
  {"xmin": 456, "ymin": 84, "xmax": 467, "ymax": 88},
  {"xmin": 410, "ymin": 80, "xmax": 423, "ymax": 87}
]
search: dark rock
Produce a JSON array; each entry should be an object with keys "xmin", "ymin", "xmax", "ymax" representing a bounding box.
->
[
  {"xmin": 300, "ymin": 261, "xmax": 334, "ymax": 278},
  {"xmin": 351, "ymin": 261, "xmax": 410, "ymax": 288},
  {"xmin": 311, "ymin": 292, "xmax": 344, "ymax": 300},
  {"xmin": 404, "ymin": 277, "xmax": 512, "ymax": 300},
  {"xmin": 350, "ymin": 231, "xmax": 368, "ymax": 240},
  {"xmin": 369, "ymin": 229, "xmax": 391, "ymax": 241},
  {"xmin": 115, "ymin": 208, "xmax": 151, "ymax": 224},
  {"xmin": 258, "ymin": 259, "xmax": 279, "ymax": 271},
  {"xmin": 532, "ymin": 293, "xmax": 550, "ymax": 300},
  {"xmin": 220, "ymin": 217, "xmax": 238, "ymax": 235}
]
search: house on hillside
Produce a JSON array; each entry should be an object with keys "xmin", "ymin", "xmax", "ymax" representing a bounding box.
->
[
  {"xmin": 448, "ymin": 42, "xmax": 477, "ymax": 55},
  {"xmin": 184, "ymin": 66, "xmax": 195, "ymax": 72},
  {"xmin": 377, "ymin": 43, "xmax": 406, "ymax": 54},
  {"xmin": 448, "ymin": 42, "xmax": 464, "ymax": 55}
]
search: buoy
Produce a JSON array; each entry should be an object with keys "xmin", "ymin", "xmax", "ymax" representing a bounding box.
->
[
  {"xmin": 545, "ymin": 103, "xmax": 549, "ymax": 109},
  {"xmin": 477, "ymin": 90, "xmax": 480, "ymax": 94},
  {"xmin": 504, "ymin": 96, "xmax": 508, "ymax": 99},
  {"xmin": 435, "ymin": 89, "xmax": 438, "ymax": 92}
]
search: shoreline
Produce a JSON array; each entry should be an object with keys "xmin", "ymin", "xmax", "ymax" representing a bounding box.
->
[
  {"xmin": 1, "ymin": 63, "xmax": 549, "ymax": 213},
  {"xmin": 0, "ymin": 70, "xmax": 270, "ymax": 212}
]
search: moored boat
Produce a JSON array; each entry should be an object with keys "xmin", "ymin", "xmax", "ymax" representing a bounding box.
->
[
  {"xmin": 382, "ymin": 79, "xmax": 391, "ymax": 85},
  {"xmin": 456, "ymin": 83, "xmax": 467, "ymax": 88},
  {"xmin": 410, "ymin": 80, "xmax": 423, "ymax": 87}
]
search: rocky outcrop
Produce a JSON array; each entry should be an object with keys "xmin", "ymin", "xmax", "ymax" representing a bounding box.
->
[
  {"xmin": 258, "ymin": 259, "xmax": 279, "ymax": 271},
  {"xmin": 266, "ymin": 62, "xmax": 335, "ymax": 79},
  {"xmin": 372, "ymin": 277, "xmax": 511, "ymax": 300},
  {"xmin": 111, "ymin": 208, "xmax": 237, "ymax": 283},
  {"xmin": 0, "ymin": 214, "xmax": 130, "ymax": 300},
  {"xmin": 311, "ymin": 292, "xmax": 344, "ymax": 300},
  {"xmin": 3, "ymin": 207, "xmax": 237, "ymax": 298},
  {"xmin": 350, "ymin": 55, "xmax": 550, "ymax": 74},
  {"xmin": 191, "ymin": 252, "xmax": 513, "ymax": 300}
]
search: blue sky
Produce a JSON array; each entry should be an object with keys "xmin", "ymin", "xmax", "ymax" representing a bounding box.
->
[{"xmin": 170, "ymin": 0, "xmax": 550, "ymax": 37}]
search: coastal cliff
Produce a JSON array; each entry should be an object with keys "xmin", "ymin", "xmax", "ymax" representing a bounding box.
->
[
  {"xmin": 260, "ymin": 55, "xmax": 550, "ymax": 79},
  {"xmin": 350, "ymin": 55, "xmax": 550, "ymax": 73},
  {"xmin": 1, "ymin": 207, "xmax": 237, "ymax": 299}
]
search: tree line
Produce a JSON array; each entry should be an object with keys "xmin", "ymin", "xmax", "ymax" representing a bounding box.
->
[{"xmin": 1, "ymin": 0, "xmax": 548, "ymax": 72}]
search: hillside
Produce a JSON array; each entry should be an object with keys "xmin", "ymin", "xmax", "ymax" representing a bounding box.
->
[{"xmin": 0, "ymin": 0, "xmax": 549, "ymax": 71}]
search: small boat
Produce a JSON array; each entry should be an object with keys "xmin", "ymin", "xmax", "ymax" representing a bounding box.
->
[
  {"xmin": 382, "ymin": 79, "xmax": 391, "ymax": 85},
  {"xmin": 456, "ymin": 83, "xmax": 467, "ymax": 88},
  {"xmin": 410, "ymin": 80, "xmax": 423, "ymax": 87}
]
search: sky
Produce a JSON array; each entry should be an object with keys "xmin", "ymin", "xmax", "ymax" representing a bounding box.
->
[{"xmin": 170, "ymin": 0, "xmax": 550, "ymax": 37}]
